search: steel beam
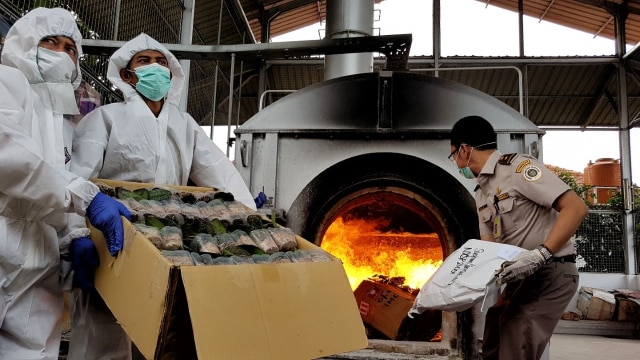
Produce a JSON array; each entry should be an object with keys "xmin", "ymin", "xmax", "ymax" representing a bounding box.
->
[{"xmin": 82, "ymin": 34, "xmax": 412, "ymax": 66}]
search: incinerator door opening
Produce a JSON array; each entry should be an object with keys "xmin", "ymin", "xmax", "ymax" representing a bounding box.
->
[{"xmin": 319, "ymin": 189, "xmax": 446, "ymax": 341}]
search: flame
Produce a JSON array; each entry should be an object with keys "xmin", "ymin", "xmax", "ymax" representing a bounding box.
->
[{"xmin": 321, "ymin": 217, "xmax": 443, "ymax": 290}]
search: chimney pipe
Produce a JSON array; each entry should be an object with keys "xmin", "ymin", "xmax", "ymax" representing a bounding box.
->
[{"xmin": 324, "ymin": 0, "xmax": 374, "ymax": 80}]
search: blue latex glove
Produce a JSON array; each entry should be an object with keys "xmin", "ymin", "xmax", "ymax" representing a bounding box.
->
[
  {"xmin": 86, "ymin": 192, "xmax": 131, "ymax": 256},
  {"xmin": 254, "ymin": 191, "xmax": 267, "ymax": 209},
  {"xmin": 70, "ymin": 236, "xmax": 100, "ymax": 293}
]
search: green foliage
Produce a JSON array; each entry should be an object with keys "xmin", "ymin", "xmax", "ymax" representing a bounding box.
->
[
  {"xmin": 606, "ymin": 188, "xmax": 640, "ymax": 211},
  {"xmin": 551, "ymin": 167, "xmax": 633, "ymax": 273},
  {"xmin": 551, "ymin": 167, "xmax": 594, "ymax": 205}
]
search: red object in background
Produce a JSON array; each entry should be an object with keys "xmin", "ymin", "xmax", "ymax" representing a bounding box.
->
[{"xmin": 584, "ymin": 158, "xmax": 622, "ymax": 204}]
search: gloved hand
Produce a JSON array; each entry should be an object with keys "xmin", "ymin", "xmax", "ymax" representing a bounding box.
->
[
  {"xmin": 86, "ymin": 192, "xmax": 131, "ymax": 256},
  {"xmin": 254, "ymin": 191, "xmax": 267, "ymax": 209},
  {"xmin": 407, "ymin": 309, "xmax": 420, "ymax": 319},
  {"xmin": 498, "ymin": 245, "xmax": 552, "ymax": 284},
  {"xmin": 70, "ymin": 236, "xmax": 100, "ymax": 293}
]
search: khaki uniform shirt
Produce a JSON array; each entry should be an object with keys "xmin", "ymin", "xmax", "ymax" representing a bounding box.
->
[{"xmin": 475, "ymin": 151, "xmax": 575, "ymax": 256}]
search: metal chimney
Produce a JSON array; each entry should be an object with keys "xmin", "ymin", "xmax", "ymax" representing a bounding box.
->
[{"xmin": 324, "ymin": 0, "xmax": 374, "ymax": 80}]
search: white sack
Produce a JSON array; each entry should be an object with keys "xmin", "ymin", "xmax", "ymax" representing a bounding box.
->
[{"xmin": 409, "ymin": 239, "xmax": 524, "ymax": 313}]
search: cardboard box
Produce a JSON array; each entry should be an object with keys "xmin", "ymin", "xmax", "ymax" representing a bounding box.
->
[
  {"xmin": 89, "ymin": 179, "xmax": 367, "ymax": 359},
  {"xmin": 576, "ymin": 287, "xmax": 616, "ymax": 320},
  {"xmin": 615, "ymin": 298, "xmax": 640, "ymax": 322},
  {"xmin": 353, "ymin": 280, "xmax": 415, "ymax": 339}
]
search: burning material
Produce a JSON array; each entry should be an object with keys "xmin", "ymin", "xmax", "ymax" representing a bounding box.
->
[
  {"xmin": 321, "ymin": 217, "xmax": 443, "ymax": 291},
  {"xmin": 323, "ymin": 215, "xmax": 444, "ymax": 341},
  {"xmin": 367, "ymin": 274, "xmax": 419, "ymax": 296}
]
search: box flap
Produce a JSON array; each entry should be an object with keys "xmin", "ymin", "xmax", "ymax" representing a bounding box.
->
[
  {"xmin": 91, "ymin": 178, "xmax": 215, "ymax": 193},
  {"xmin": 90, "ymin": 220, "xmax": 172, "ymax": 359},
  {"xmin": 181, "ymin": 261, "xmax": 368, "ymax": 360},
  {"xmin": 614, "ymin": 288, "xmax": 640, "ymax": 299},
  {"xmin": 592, "ymin": 289, "xmax": 616, "ymax": 304}
]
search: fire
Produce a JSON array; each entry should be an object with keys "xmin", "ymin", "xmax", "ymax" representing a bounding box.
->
[{"xmin": 321, "ymin": 217, "xmax": 443, "ymax": 290}]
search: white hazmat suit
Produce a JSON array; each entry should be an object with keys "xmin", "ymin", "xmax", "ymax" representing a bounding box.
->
[
  {"xmin": 0, "ymin": 8, "xmax": 103, "ymax": 360},
  {"xmin": 71, "ymin": 33, "xmax": 256, "ymax": 208},
  {"xmin": 67, "ymin": 33, "xmax": 256, "ymax": 359}
]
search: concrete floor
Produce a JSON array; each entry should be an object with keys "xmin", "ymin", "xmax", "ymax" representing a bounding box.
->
[
  {"xmin": 324, "ymin": 330, "xmax": 640, "ymax": 360},
  {"xmin": 59, "ymin": 321, "xmax": 639, "ymax": 359},
  {"xmin": 550, "ymin": 334, "xmax": 640, "ymax": 360},
  {"xmin": 59, "ymin": 333, "xmax": 639, "ymax": 359}
]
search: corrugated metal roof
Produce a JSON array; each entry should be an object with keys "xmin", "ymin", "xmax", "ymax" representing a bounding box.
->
[
  {"xmin": 3, "ymin": 0, "xmax": 640, "ymax": 129},
  {"xmin": 485, "ymin": 0, "xmax": 640, "ymax": 44}
]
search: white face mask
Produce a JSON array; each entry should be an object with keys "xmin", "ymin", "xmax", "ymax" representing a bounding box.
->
[{"xmin": 37, "ymin": 46, "xmax": 77, "ymax": 84}]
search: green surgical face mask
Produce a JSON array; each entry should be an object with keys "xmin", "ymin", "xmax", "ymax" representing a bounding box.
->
[
  {"xmin": 456, "ymin": 141, "xmax": 496, "ymax": 179},
  {"xmin": 458, "ymin": 147, "xmax": 475, "ymax": 179},
  {"xmin": 130, "ymin": 63, "xmax": 171, "ymax": 101}
]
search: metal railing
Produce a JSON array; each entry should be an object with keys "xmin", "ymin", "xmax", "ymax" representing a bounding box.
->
[
  {"xmin": 574, "ymin": 209, "xmax": 626, "ymax": 273},
  {"xmin": 259, "ymin": 89, "xmax": 296, "ymax": 111},
  {"xmin": 409, "ymin": 66, "xmax": 524, "ymax": 115}
]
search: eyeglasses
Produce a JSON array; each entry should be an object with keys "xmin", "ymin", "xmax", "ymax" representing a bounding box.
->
[
  {"xmin": 448, "ymin": 143, "xmax": 472, "ymax": 161},
  {"xmin": 448, "ymin": 146, "xmax": 461, "ymax": 161}
]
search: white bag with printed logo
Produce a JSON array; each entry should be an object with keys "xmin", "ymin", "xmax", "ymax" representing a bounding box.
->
[{"xmin": 409, "ymin": 239, "xmax": 524, "ymax": 314}]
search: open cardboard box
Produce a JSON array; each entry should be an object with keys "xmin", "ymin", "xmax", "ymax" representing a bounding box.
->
[
  {"xmin": 88, "ymin": 179, "xmax": 367, "ymax": 359},
  {"xmin": 354, "ymin": 279, "xmax": 415, "ymax": 339},
  {"xmin": 353, "ymin": 279, "xmax": 441, "ymax": 341},
  {"xmin": 576, "ymin": 286, "xmax": 616, "ymax": 320}
]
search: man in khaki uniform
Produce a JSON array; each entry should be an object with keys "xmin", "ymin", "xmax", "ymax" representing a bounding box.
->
[{"xmin": 449, "ymin": 115, "xmax": 588, "ymax": 360}]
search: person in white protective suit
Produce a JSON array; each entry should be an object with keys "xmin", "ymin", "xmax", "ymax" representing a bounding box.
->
[
  {"xmin": 0, "ymin": 8, "xmax": 131, "ymax": 360},
  {"xmin": 67, "ymin": 33, "xmax": 257, "ymax": 359}
]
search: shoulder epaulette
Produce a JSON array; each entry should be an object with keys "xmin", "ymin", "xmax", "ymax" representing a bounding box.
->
[{"xmin": 498, "ymin": 153, "xmax": 518, "ymax": 165}]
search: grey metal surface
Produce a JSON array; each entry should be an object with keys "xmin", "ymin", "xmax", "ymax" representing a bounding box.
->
[
  {"xmin": 238, "ymin": 71, "xmax": 543, "ymax": 133},
  {"xmin": 324, "ymin": 0, "xmax": 374, "ymax": 80},
  {"xmin": 235, "ymin": 71, "xmax": 543, "ymax": 246}
]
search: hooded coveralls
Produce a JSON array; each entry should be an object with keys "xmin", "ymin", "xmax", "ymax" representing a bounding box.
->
[
  {"xmin": 0, "ymin": 8, "xmax": 102, "ymax": 360},
  {"xmin": 67, "ymin": 33, "xmax": 256, "ymax": 359}
]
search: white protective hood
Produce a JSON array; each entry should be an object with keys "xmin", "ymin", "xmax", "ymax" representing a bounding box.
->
[
  {"xmin": 1, "ymin": 7, "xmax": 83, "ymax": 114},
  {"xmin": 107, "ymin": 33, "xmax": 185, "ymax": 105}
]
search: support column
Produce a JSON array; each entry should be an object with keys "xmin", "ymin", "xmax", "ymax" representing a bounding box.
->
[
  {"xmin": 257, "ymin": 8, "xmax": 277, "ymax": 110},
  {"xmin": 210, "ymin": 0, "xmax": 225, "ymax": 139},
  {"xmin": 614, "ymin": 6, "xmax": 637, "ymax": 275},
  {"xmin": 433, "ymin": 0, "xmax": 440, "ymax": 77},
  {"xmin": 226, "ymin": 53, "xmax": 236, "ymax": 157},
  {"xmin": 179, "ymin": 0, "xmax": 195, "ymax": 111}
]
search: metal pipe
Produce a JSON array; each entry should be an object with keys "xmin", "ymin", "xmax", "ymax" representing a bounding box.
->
[
  {"xmin": 259, "ymin": 90, "xmax": 296, "ymax": 111},
  {"xmin": 210, "ymin": 0, "xmax": 225, "ymax": 140},
  {"xmin": 613, "ymin": 7, "xmax": 637, "ymax": 274},
  {"xmin": 113, "ymin": 0, "xmax": 121, "ymax": 40},
  {"xmin": 518, "ymin": 0, "xmax": 524, "ymax": 57},
  {"xmin": 179, "ymin": 0, "xmax": 195, "ymax": 112},
  {"xmin": 235, "ymin": 60, "xmax": 243, "ymax": 128},
  {"xmin": 233, "ymin": 0, "xmax": 257, "ymax": 44},
  {"xmin": 324, "ymin": 0, "xmax": 374, "ymax": 80},
  {"xmin": 538, "ymin": 126, "xmax": 620, "ymax": 131},
  {"xmin": 410, "ymin": 66, "xmax": 524, "ymax": 115},
  {"xmin": 226, "ymin": 53, "xmax": 236, "ymax": 157},
  {"xmin": 433, "ymin": 0, "xmax": 440, "ymax": 77},
  {"xmin": 236, "ymin": 33, "xmax": 246, "ymax": 130}
]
